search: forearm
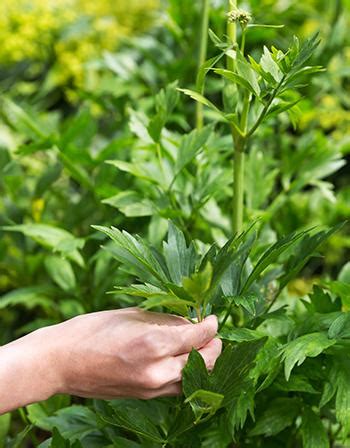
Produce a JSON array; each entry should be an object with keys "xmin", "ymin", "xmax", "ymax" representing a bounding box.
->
[{"xmin": 0, "ymin": 328, "xmax": 60, "ymax": 414}]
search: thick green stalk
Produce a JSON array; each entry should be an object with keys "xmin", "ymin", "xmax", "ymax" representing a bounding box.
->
[
  {"xmin": 196, "ymin": 0, "xmax": 210, "ymax": 129},
  {"xmin": 232, "ymin": 139, "xmax": 245, "ymax": 234},
  {"xmin": 227, "ymin": 0, "xmax": 246, "ymax": 234},
  {"xmin": 227, "ymin": 0, "xmax": 237, "ymax": 71}
]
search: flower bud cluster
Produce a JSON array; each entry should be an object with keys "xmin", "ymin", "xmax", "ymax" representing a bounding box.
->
[{"xmin": 227, "ymin": 8, "xmax": 252, "ymax": 28}]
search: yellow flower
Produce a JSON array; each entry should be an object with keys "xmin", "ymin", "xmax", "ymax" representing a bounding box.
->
[{"xmin": 0, "ymin": 0, "xmax": 159, "ymax": 89}]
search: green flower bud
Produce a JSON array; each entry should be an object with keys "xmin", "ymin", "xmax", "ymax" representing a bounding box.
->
[{"xmin": 227, "ymin": 8, "xmax": 252, "ymax": 28}]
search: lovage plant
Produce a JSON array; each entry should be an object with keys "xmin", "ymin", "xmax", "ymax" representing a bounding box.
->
[
  {"xmin": 3, "ymin": 1, "xmax": 349, "ymax": 447},
  {"xmin": 82, "ymin": 3, "xmax": 349, "ymax": 448}
]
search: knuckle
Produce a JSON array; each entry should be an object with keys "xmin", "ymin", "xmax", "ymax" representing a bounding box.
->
[
  {"xmin": 142, "ymin": 330, "xmax": 168, "ymax": 357},
  {"xmin": 138, "ymin": 390, "xmax": 153, "ymax": 400},
  {"xmin": 143, "ymin": 366, "xmax": 164, "ymax": 390}
]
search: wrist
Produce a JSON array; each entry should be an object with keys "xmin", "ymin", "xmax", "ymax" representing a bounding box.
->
[{"xmin": 0, "ymin": 326, "xmax": 63, "ymax": 414}]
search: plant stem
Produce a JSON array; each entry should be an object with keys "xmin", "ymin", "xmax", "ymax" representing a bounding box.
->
[
  {"xmin": 227, "ymin": 0, "xmax": 237, "ymax": 71},
  {"xmin": 227, "ymin": 0, "xmax": 245, "ymax": 235},
  {"xmin": 196, "ymin": 0, "xmax": 210, "ymax": 129},
  {"xmin": 232, "ymin": 140, "xmax": 245, "ymax": 234}
]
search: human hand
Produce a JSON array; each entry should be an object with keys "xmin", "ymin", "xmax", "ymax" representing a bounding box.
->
[
  {"xmin": 52, "ymin": 308, "xmax": 221, "ymax": 400},
  {"xmin": 0, "ymin": 308, "xmax": 221, "ymax": 414}
]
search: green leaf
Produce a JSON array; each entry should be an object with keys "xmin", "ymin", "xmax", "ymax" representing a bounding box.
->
[
  {"xmin": 324, "ymin": 280, "xmax": 350, "ymax": 309},
  {"xmin": 108, "ymin": 438, "xmax": 142, "ymax": 448},
  {"xmin": 148, "ymin": 82, "xmax": 179, "ymax": 142},
  {"xmin": 260, "ymin": 46, "xmax": 284, "ymax": 83},
  {"xmin": 339, "ymin": 262, "xmax": 350, "ymax": 283},
  {"xmin": 96, "ymin": 401, "xmax": 165, "ymax": 444},
  {"xmin": 44, "ymin": 255, "xmax": 76, "ymax": 292},
  {"xmin": 300, "ymin": 407, "xmax": 329, "ymax": 448},
  {"xmin": 0, "ymin": 287, "xmax": 53, "ymax": 311},
  {"xmin": 175, "ymin": 124, "xmax": 214, "ymax": 175},
  {"xmin": 213, "ymin": 69, "xmax": 258, "ymax": 96},
  {"xmin": 93, "ymin": 226, "xmax": 169, "ymax": 285},
  {"xmin": 320, "ymin": 381, "xmax": 336, "ymax": 408},
  {"xmin": 219, "ymin": 327, "xmax": 265, "ymax": 343},
  {"xmin": 225, "ymin": 294, "xmax": 260, "ymax": 316},
  {"xmin": 182, "ymin": 262, "xmax": 213, "ymax": 306},
  {"xmin": 183, "ymin": 349, "xmax": 211, "ymax": 399},
  {"xmin": 178, "ymin": 89, "xmax": 224, "ymax": 117},
  {"xmin": 290, "ymin": 33, "xmax": 321, "ymax": 71},
  {"xmin": 333, "ymin": 362, "xmax": 350, "ymax": 438},
  {"xmin": 196, "ymin": 54, "xmax": 225, "ymax": 93},
  {"xmin": 30, "ymin": 406, "xmax": 97, "ymax": 440},
  {"xmin": 252, "ymin": 337, "xmax": 282, "ymax": 392},
  {"xmin": 279, "ymin": 225, "xmax": 343, "ymax": 291},
  {"xmin": 241, "ymin": 230, "xmax": 305, "ymax": 294},
  {"xmin": 236, "ymin": 51, "xmax": 261, "ymax": 96},
  {"xmin": 115, "ymin": 284, "xmax": 193, "ymax": 314},
  {"xmin": 250, "ymin": 398, "xmax": 299, "ymax": 437},
  {"xmin": 228, "ymin": 386, "xmax": 255, "ymax": 435},
  {"xmin": 281, "ymin": 332, "xmax": 335, "ymax": 380},
  {"xmin": 0, "ymin": 96, "xmax": 48, "ymax": 140},
  {"xmin": 163, "ymin": 222, "xmax": 197, "ymax": 285},
  {"xmin": 56, "ymin": 149, "xmax": 94, "ymax": 191},
  {"xmin": 49, "ymin": 428, "xmax": 70, "ymax": 448},
  {"xmin": 1, "ymin": 224, "xmax": 85, "ymax": 267},
  {"xmin": 184, "ymin": 390, "xmax": 224, "ymax": 423},
  {"xmin": 328, "ymin": 313, "xmax": 350, "ymax": 339},
  {"xmin": 210, "ymin": 339, "xmax": 266, "ymax": 408},
  {"xmin": 106, "ymin": 160, "xmax": 159, "ymax": 184},
  {"xmin": 102, "ymin": 191, "xmax": 154, "ymax": 217},
  {"xmin": 275, "ymin": 374, "xmax": 319, "ymax": 394},
  {"xmin": 0, "ymin": 413, "xmax": 10, "ymax": 448}
]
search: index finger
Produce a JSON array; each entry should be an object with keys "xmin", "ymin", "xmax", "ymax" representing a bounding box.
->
[{"xmin": 167, "ymin": 315, "xmax": 218, "ymax": 355}]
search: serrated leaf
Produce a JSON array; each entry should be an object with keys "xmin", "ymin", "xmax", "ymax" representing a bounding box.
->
[
  {"xmin": 175, "ymin": 124, "xmax": 214, "ymax": 175},
  {"xmin": 163, "ymin": 222, "xmax": 197, "ymax": 285},
  {"xmin": 275, "ymin": 374, "xmax": 319, "ymax": 394},
  {"xmin": 328, "ymin": 313, "xmax": 350, "ymax": 339},
  {"xmin": 213, "ymin": 69, "xmax": 258, "ymax": 96},
  {"xmin": 260, "ymin": 46, "xmax": 284, "ymax": 83},
  {"xmin": 93, "ymin": 226, "xmax": 169, "ymax": 285},
  {"xmin": 236, "ymin": 51, "xmax": 261, "ymax": 96},
  {"xmin": 300, "ymin": 407, "xmax": 329, "ymax": 448},
  {"xmin": 282, "ymin": 332, "xmax": 335, "ymax": 380},
  {"xmin": 249, "ymin": 398, "xmax": 299, "ymax": 436},
  {"xmin": 228, "ymin": 385, "xmax": 255, "ymax": 435},
  {"xmin": 290, "ymin": 33, "xmax": 321, "ymax": 71},
  {"xmin": 96, "ymin": 401, "xmax": 165, "ymax": 444},
  {"xmin": 182, "ymin": 349, "xmax": 210, "ymax": 398},
  {"xmin": 184, "ymin": 390, "xmax": 224, "ymax": 423},
  {"xmin": 279, "ymin": 225, "xmax": 343, "ymax": 291},
  {"xmin": 115, "ymin": 283, "xmax": 193, "ymax": 314},
  {"xmin": 225, "ymin": 294, "xmax": 260, "ymax": 316},
  {"xmin": 210, "ymin": 339, "xmax": 266, "ymax": 408},
  {"xmin": 241, "ymin": 230, "xmax": 305, "ymax": 294},
  {"xmin": 182, "ymin": 262, "xmax": 213, "ymax": 306},
  {"xmin": 148, "ymin": 82, "xmax": 179, "ymax": 142},
  {"xmin": 333, "ymin": 362, "xmax": 350, "ymax": 438},
  {"xmin": 219, "ymin": 327, "xmax": 265, "ymax": 342}
]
